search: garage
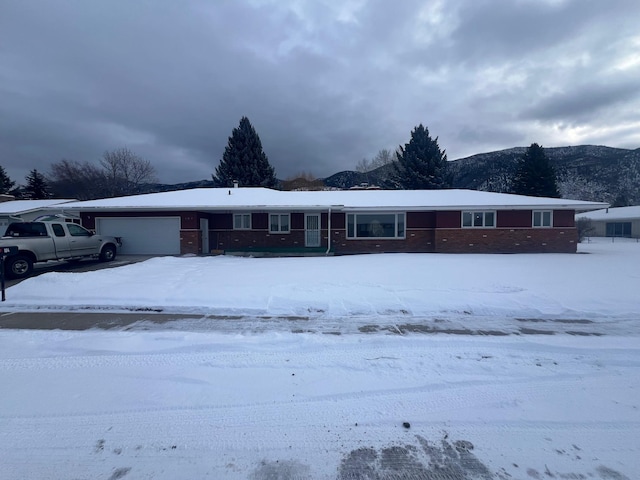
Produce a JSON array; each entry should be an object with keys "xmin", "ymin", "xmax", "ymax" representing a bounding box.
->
[{"xmin": 96, "ymin": 217, "xmax": 181, "ymax": 255}]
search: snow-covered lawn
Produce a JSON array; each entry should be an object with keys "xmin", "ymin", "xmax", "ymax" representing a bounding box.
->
[
  {"xmin": 0, "ymin": 238, "xmax": 638, "ymax": 479},
  {"xmin": 3, "ymin": 237, "xmax": 640, "ymax": 320}
]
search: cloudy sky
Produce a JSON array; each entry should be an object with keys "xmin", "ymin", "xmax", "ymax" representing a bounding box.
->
[{"xmin": 1, "ymin": 0, "xmax": 639, "ymax": 185}]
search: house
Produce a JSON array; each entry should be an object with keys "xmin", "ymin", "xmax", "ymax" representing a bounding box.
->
[
  {"xmin": 58, "ymin": 187, "xmax": 607, "ymax": 255},
  {"xmin": 0, "ymin": 199, "xmax": 78, "ymax": 235},
  {"xmin": 576, "ymin": 205, "xmax": 640, "ymax": 238}
]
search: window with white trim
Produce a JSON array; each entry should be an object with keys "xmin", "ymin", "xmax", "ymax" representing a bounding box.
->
[
  {"xmin": 269, "ymin": 214, "xmax": 290, "ymax": 233},
  {"xmin": 233, "ymin": 213, "xmax": 251, "ymax": 230},
  {"xmin": 346, "ymin": 213, "xmax": 405, "ymax": 239},
  {"xmin": 462, "ymin": 211, "xmax": 495, "ymax": 228},
  {"xmin": 532, "ymin": 210, "xmax": 552, "ymax": 228}
]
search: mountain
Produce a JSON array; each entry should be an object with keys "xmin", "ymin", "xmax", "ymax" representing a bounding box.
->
[
  {"xmin": 140, "ymin": 179, "xmax": 215, "ymax": 194},
  {"xmin": 447, "ymin": 145, "xmax": 640, "ymax": 205},
  {"xmin": 323, "ymin": 145, "xmax": 640, "ymax": 206},
  {"xmin": 145, "ymin": 145, "xmax": 640, "ymax": 206}
]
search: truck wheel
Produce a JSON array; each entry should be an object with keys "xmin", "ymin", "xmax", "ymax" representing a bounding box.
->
[
  {"xmin": 6, "ymin": 255, "xmax": 33, "ymax": 279},
  {"xmin": 99, "ymin": 244, "xmax": 116, "ymax": 262}
]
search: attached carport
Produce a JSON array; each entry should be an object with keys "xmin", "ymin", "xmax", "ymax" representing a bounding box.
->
[{"xmin": 96, "ymin": 217, "xmax": 181, "ymax": 255}]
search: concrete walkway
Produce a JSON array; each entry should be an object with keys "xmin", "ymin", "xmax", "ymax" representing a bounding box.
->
[{"xmin": 0, "ymin": 311, "xmax": 203, "ymax": 330}]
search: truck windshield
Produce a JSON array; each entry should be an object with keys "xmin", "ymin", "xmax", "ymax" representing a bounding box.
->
[{"xmin": 5, "ymin": 222, "xmax": 48, "ymax": 237}]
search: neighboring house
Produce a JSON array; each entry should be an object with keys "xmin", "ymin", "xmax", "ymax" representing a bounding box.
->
[
  {"xmin": 0, "ymin": 199, "xmax": 77, "ymax": 235},
  {"xmin": 61, "ymin": 187, "xmax": 607, "ymax": 255},
  {"xmin": 576, "ymin": 205, "xmax": 640, "ymax": 238}
]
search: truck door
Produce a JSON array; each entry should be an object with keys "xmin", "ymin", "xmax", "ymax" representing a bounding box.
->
[
  {"xmin": 50, "ymin": 223, "xmax": 71, "ymax": 256},
  {"xmin": 65, "ymin": 223, "xmax": 101, "ymax": 256}
]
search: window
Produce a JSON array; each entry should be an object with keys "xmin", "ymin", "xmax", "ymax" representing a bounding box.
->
[
  {"xmin": 67, "ymin": 224, "xmax": 92, "ymax": 236},
  {"xmin": 269, "ymin": 214, "xmax": 290, "ymax": 233},
  {"xmin": 233, "ymin": 213, "xmax": 251, "ymax": 230},
  {"xmin": 51, "ymin": 224, "xmax": 66, "ymax": 237},
  {"xmin": 346, "ymin": 213, "xmax": 405, "ymax": 239},
  {"xmin": 533, "ymin": 210, "xmax": 552, "ymax": 228},
  {"xmin": 5, "ymin": 222, "xmax": 48, "ymax": 237},
  {"xmin": 462, "ymin": 211, "xmax": 495, "ymax": 228},
  {"xmin": 606, "ymin": 222, "xmax": 632, "ymax": 237}
]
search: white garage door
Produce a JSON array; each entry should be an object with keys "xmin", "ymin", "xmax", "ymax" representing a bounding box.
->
[{"xmin": 96, "ymin": 217, "xmax": 181, "ymax": 255}]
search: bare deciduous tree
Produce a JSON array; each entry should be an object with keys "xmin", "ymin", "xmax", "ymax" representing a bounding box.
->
[
  {"xmin": 355, "ymin": 149, "xmax": 395, "ymax": 173},
  {"xmin": 100, "ymin": 148, "xmax": 156, "ymax": 197},
  {"xmin": 48, "ymin": 148, "xmax": 157, "ymax": 199},
  {"xmin": 576, "ymin": 218, "xmax": 595, "ymax": 243},
  {"xmin": 49, "ymin": 159, "xmax": 106, "ymax": 200}
]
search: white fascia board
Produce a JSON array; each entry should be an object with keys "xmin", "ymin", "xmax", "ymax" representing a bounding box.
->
[
  {"xmin": 344, "ymin": 202, "xmax": 609, "ymax": 212},
  {"xmin": 71, "ymin": 202, "xmax": 609, "ymax": 213},
  {"xmin": 71, "ymin": 204, "xmax": 345, "ymax": 212}
]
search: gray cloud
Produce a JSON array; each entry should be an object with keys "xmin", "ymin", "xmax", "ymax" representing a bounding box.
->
[{"xmin": 1, "ymin": 0, "xmax": 639, "ymax": 186}]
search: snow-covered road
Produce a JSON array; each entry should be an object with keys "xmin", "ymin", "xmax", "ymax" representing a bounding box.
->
[{"xmin": 1, "ymin": 327, "xmax": 638, "ymax": 479}]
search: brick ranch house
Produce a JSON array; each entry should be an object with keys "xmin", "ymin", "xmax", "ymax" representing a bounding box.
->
[{"xmin": 59, "ymin": 187, "xmax": 607, "ymax": 255}]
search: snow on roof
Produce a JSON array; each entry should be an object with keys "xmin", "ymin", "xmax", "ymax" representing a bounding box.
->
[
  {"xmin": 576, "ymin": 205, "xmax": 640, "ymax": 221},
  {"xmin": 0, "ymin": 199, "xmax": 76, "ymax": 215},
  {"xmin": 62, "ymin": 188, "xmax": 608, "ymax": 211}
]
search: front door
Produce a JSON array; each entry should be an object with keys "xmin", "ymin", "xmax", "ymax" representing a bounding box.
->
[{"xmin": 305, "ymin": 214, "xmax": 321, "ymax": 247}]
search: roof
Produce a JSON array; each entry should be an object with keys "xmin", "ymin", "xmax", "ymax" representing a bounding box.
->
[
  {"xmin": 61, "ymin": 188, "xmax": 608, "ymax": 212},
  {"xmin": 0, "ymin": 199, "xmax": 76, "ymax": 215},
  {"xmin": 576, "ymin": 205, "xmax": 640, "ymax": 221}
]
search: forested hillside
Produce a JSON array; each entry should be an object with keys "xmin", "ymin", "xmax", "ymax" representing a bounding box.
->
[{"xmin": 324, "ymin": 145, "xmax": 640, "ymax": 205}]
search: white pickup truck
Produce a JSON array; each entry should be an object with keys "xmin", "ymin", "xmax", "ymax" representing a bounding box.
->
[{"xmin": 0, "ymin": 221, "xmax": 122, "ymax": 279}]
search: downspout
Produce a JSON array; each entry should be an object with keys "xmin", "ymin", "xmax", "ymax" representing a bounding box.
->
[{"xmin": 325, "ymin": 207, "xmax": 332, "ymax": 255}]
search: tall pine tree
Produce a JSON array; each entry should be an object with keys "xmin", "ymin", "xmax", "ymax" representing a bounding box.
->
[
  {"xmin": 24, "ymin": 168, "xmax": 51, "ymax": 199},
  {"xmin": 394, "ymin": 124, "xmax": 449, "ymax": 189},
  {"xmin": 0, "ymin": 165, "xmax": 16, "ymax": 194},
  {"xmin": 512, "ymin": 143, "xmax": 560, "ymax": 197},
  {"xmin": 213, "ymin": 117, "xmax": 278, "ymax": 188}
]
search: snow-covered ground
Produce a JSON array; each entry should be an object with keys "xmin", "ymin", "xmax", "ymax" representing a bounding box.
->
[
  {"xmin": 0, "ymin": 238, "xmax": 639, "ymax": 479},
  {"xmin": 3, "ymin": 237, "xmax": 640, "ymax": 320}
]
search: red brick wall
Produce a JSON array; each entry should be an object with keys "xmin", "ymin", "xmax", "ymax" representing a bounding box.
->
[
  {"xmin": 213, "ymin": 230, "xmax": 314, "ymax": 251},
  {"xmin": 434, "ymin": 228, "xmax": 578, "ymax": 253},
  {"xmin": 330, "ymin": 229, "xmax": 435, "ymax": 254},
  {"xmin": 180, "ymin": 230, "xmax": 201, "ymax": 254}
]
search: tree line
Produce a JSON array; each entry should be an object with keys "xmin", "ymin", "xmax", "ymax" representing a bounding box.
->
[
  {"xmin": 215, "ymin": 117, "xmax": 559, "ymax": 197},
  {"xmin": 0, "ymin": 147, "xmax": 157, "ymax": 200},
  {"xmin": 2, "ymin": 116, "xmax": 560, "ymax": 201}
]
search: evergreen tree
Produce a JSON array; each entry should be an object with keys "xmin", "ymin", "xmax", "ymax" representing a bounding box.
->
[
  {"xmin": 23, "ymin": 168, "xmax": 51, "ymax": 199},
  {"xmin": 394, "ymin": 124, "xmax": 449, "ymax": 189},
  {"xmin": 512, "ymin": 143, "xmax": 560, "ymax": 197},
  {"xmin": 213, "ymin": 117, "xmax": 278, "ymax": 188},
  {"xmin": 0, "ymin": 165, "xmax": 16, "ymax": 194}
]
